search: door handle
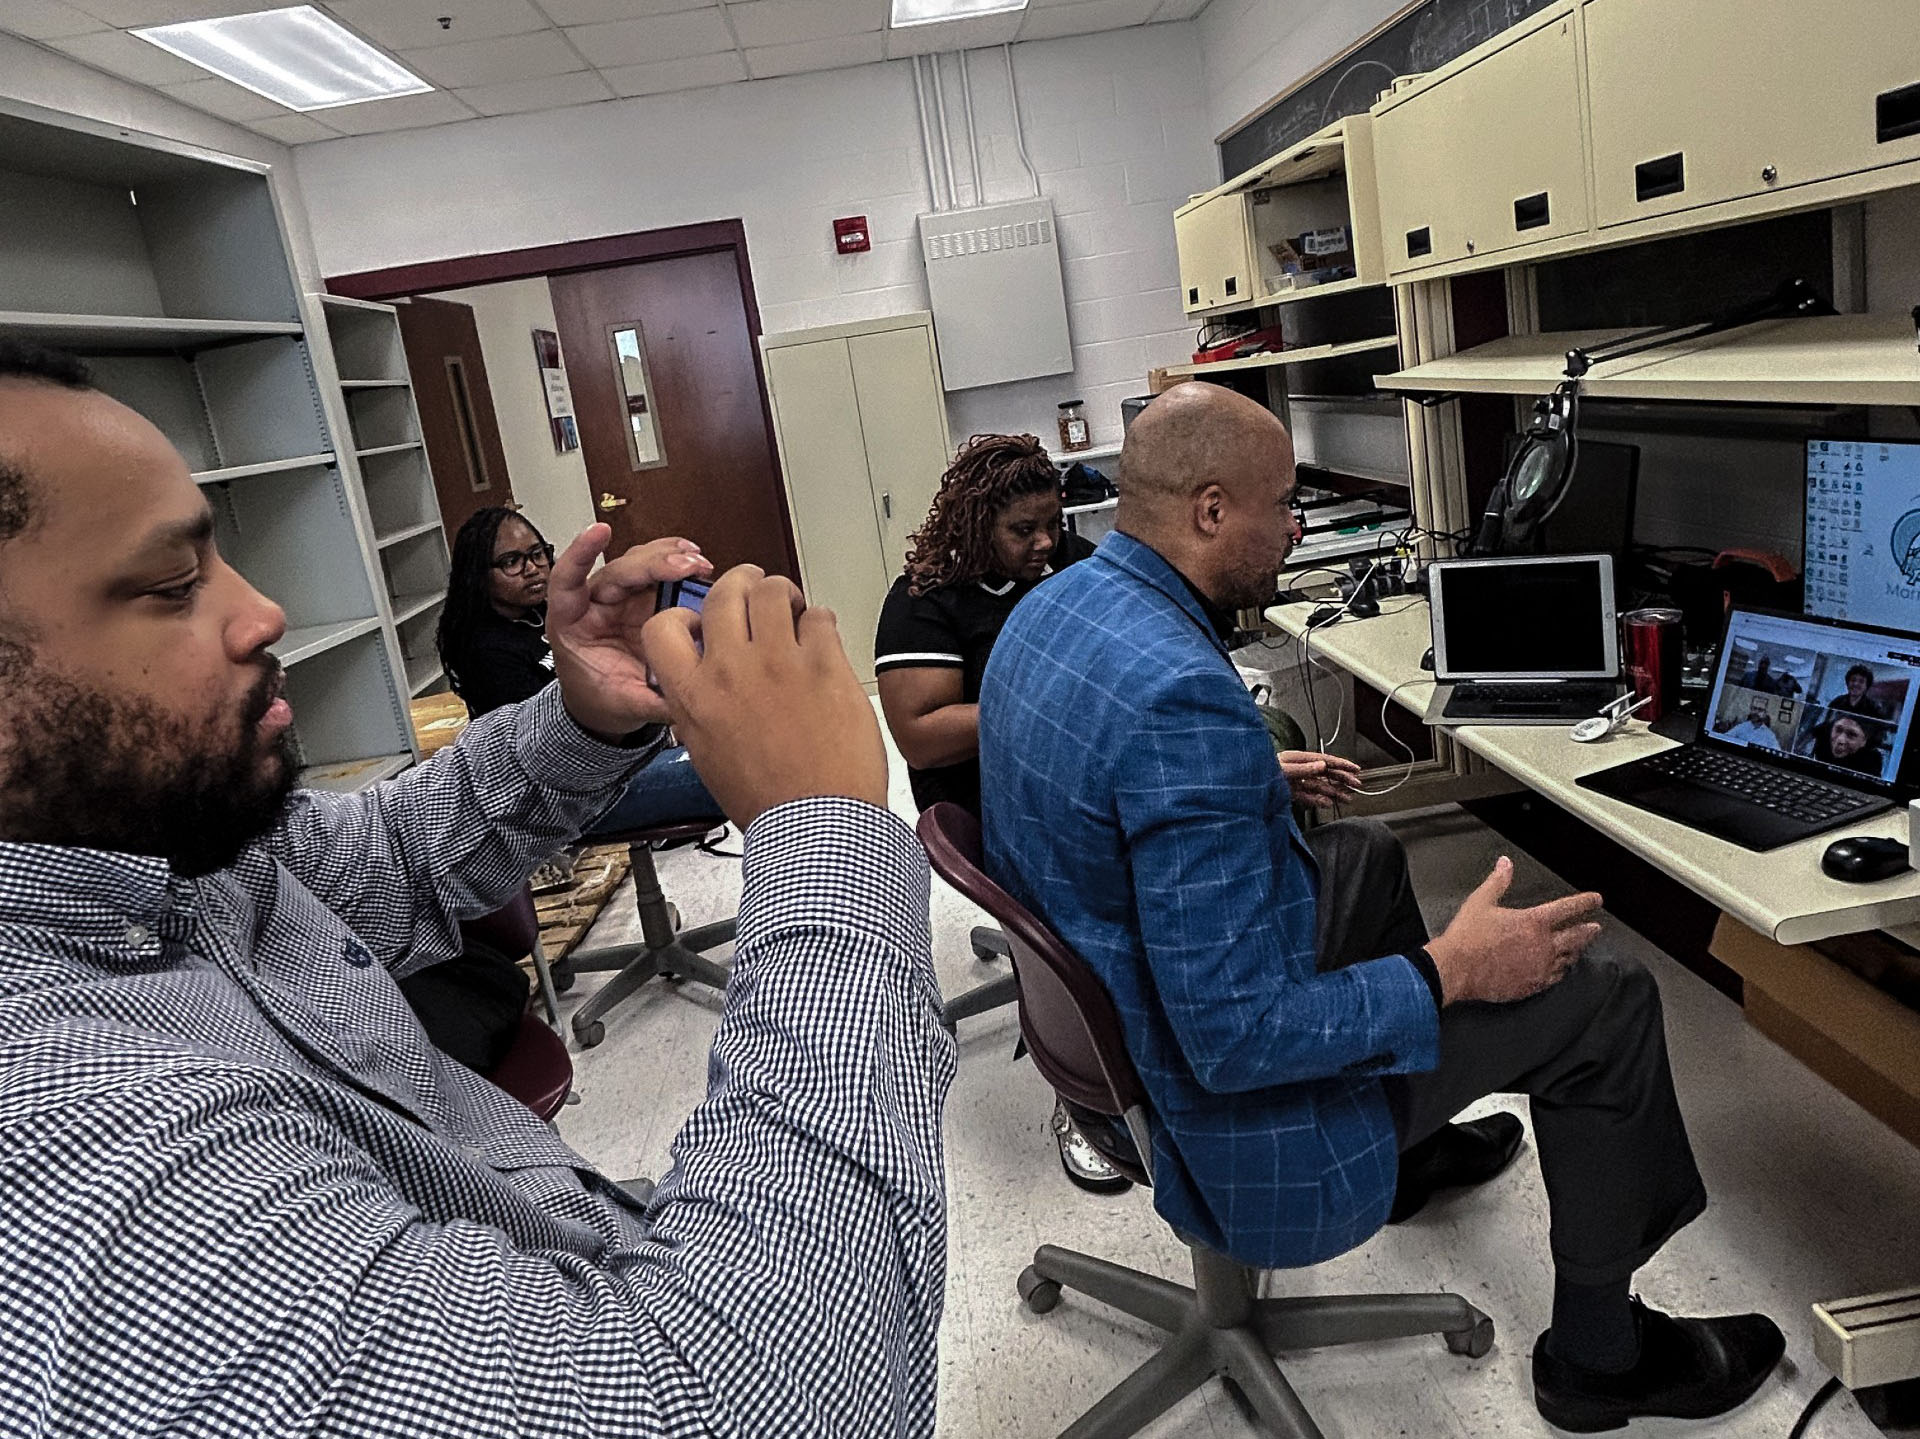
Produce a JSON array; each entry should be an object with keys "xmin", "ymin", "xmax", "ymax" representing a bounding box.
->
[
  {"xmin": 599, "ymin": 492, "xmax": 628, "ymax": 511},
  {"xmin": 882, "ymin": 492, "xmax": 892, "ymax": 519}
]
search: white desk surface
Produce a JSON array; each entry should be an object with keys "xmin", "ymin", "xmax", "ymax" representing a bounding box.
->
[{"xmin": 1264, "ymin": 598, "xmax": 1920, "ymax": 946}]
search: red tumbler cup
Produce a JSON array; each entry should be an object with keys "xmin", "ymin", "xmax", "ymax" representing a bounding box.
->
[{"xmin": 1623, "ymin": 607, "xmax": 1684, "ymax": 722}]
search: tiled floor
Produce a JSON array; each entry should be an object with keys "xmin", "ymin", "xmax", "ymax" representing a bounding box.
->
[{"xmin": 553, "ymin": 709, "xmax": 1920, "ymax": 1438}]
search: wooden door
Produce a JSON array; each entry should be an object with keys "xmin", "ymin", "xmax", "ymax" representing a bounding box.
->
[
  {"xmin": 549, "ymin": 253, "xmax": 795, "ymax": 577},
  {"xmin": 395, "ymin": 295, "xmax": 515, "ymax": 538}
]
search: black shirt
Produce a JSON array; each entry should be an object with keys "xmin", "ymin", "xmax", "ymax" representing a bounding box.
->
[
  {"xmin": 450, "ymin": 607, "xmax": 553, "ymax": 718},
  {"xmin": 874, "ymin": 531, "xmax": 1096, "ymax": 815}
]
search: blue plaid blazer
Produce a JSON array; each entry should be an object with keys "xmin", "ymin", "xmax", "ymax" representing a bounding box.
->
[{"xmin": 979, "ymin": 532, "xmax": 1440, "ymax": 1268}]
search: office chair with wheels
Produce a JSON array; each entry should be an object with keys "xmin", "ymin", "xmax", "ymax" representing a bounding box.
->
[
  {"xmin": 555, "ymin": 819, "xmax": 738, "ymax": 1049},
  {"xmin": 459, "ymin": 884, "xmax": 562, "ymax": 1027},
  {"xmin": 916, "ymin": 801, "xmax": 1494, "ymax": 1439}
]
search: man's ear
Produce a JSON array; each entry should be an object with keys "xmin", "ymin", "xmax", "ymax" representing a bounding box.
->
[{"xmin": 1193, "ymin": 483, "xmax": 1228, "ymax": 538}]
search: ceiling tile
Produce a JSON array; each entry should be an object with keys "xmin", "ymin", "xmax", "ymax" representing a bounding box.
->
[
  {"xmin": 1015, "ymin": 0, "xmax": 1155, "ymax": 40},
  {"xmin": 600, "ymin": 48, "xmax": 745, "ymax": 96},
  {"xmin": 728, "ymin": 0, "xmax": 881, "ymax": 47},
  {"xmin": 247, "ymin": 111, "xmax": 344, "ymax": 143},
  {"xmin": 743, "ymin": 30, "xmax": 881, "ymax": 78},
  {"xmin": 536, "ymin": 0, "xmax": 711, "ymax": 24},
  {"xmin": 564, "ymin": 7, "xmax": 731, "ymax": 66},
  {"xmin": 48, "ymin": 27, "xmax": 210, "ymax": 84},
  {"xmin": 401, "ymin": 29, "xmax": 582, "ymax": 87},
  {"xmin": 882, "ymin": 9, "xmax": 1020, "ymax": 54},
  {"xmin": 321, "ymin": 0, "xmax": 552, "ymax": 51},
  {"xmin": 157, "ymin": 74, "xmax": 290, "ymax": 120},
  {"xmin": 63, "ymin": 0, "xmax": 266, "ymax": 24},
  {"xmin": 0, "ymin": 0, "xmax": 108, "ymax": 40},
  {"xmin": 456, "ymin": 67, "xmax": 614, "ymax": 114},
  {"xmin": 316, "ymin": 89, "xmax": 478, "ymax": 134}
]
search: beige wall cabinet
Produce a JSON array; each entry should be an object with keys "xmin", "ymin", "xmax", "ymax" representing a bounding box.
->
[
  {"xmin": 1583, "ymin": 0, "xmax": 1920, "ymax": 231},
  {"xmin": 1374, "ymin": 6, "xmax": 1590, "ymax": 281},
  {"xmin": 1174, "ymin": 190, "xmax": 1257, "ymax": 315},
  {"xmin": 761, "ymin": 313, "xmax": 952, "ymax": 684}
]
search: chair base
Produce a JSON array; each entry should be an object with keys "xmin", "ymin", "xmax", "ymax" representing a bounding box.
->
[
  {"xmin": 939, "ymin": 927, "xmax": 1019, "ymax": 1031},
  {"xmin": 1021, "ymin": 1242, "xmax": 1492, "ymax": 1439}
]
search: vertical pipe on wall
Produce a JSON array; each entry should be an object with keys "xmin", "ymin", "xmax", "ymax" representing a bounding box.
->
[
  {"xmin": 959, "ymin": 49, "xmax": 983, "ymax": 208},
  {"xmin": 928, "ymin": 53, "xmax": 959, "ymax": 212},
  {"xmin": 913, "ymin": 57, "xmax": 948, "ymax": 211},
  {"xmin": 1002, "ymin": 43, "xmax": 1041, "ymax": 199}
]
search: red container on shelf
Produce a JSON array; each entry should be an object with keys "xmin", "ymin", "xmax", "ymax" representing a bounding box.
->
[{"xmin": 1622, "ymin": 607, "xmax": 1685, "ymax": 721}]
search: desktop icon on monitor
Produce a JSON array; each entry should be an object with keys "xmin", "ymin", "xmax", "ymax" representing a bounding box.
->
[{"xmin": 1804, "ymin": 439, "xmax": 1920, "ymax": 635}]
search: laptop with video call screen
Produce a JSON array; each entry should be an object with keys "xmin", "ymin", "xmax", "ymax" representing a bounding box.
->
[{"xmin": 1578, "ymin": 608, "xmax": 1920, "ymax": 850}]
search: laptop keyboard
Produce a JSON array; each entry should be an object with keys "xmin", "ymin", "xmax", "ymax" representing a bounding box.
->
[
  {"xmin": 1446, "ymin": 681, "xmax": 1618, "ymax": 712},
  {"xmin": 1644, "ymin": 747, "xmax": 1871, "ymax": 823}
]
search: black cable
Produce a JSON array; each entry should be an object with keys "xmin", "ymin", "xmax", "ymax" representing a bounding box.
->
[{"xmin": 1789, "ymin": 1377, "xmax": 1843, "ymax": 1439}]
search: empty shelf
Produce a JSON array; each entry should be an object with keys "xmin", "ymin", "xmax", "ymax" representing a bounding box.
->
[
  {"xmin": 406, "ymin": 658, "xmax": 446, "ymax": 696},
  {"xmin": 339, "ymin": 378, "xmax": 411, "ymax": 389},
  {"xmin": 300, "ymin": 753, "xmax": 413, "ymax": 792},
  {"xmin": 377, "ymin": 519, "xmax": 443, "ymax": 549},
  {"xmin": 1260, "ymin": 275, "xmax": 1385, "ymax": 309},
  {"xmin": 319, "ymin": 293, "xmax": 396, "ymax": 314},
  {"xmin": 1376, "ymin": 314, "xmax": 1920, "ymax": 405},
  {"xmin": 391, "ymin": 591, "xmax": 445, "ymax": 626},
  {"xmin": 1164, "ymin": 334, "xmax": 1401, "ymax": 379},
  {"xmin": 0, "ymin": 311, "xmax": 304, "ymax": 351},
  {"xmin": 193, "ymin": 451, "xmax": 336, "ymax": 486},
  {"xmin": 272, "ymin": 616, "xmax": 380, "ymax": 667},
  {"xmin": 356, "ymin": 441, "xmax": 423, "ymax": 459}
]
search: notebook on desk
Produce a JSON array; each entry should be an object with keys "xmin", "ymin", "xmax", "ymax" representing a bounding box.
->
[
  {"xmin": 1577, "ymin": 607, "xmax": 1920, "ymax": 851},
  {"xmin": 1423, "ymin": 554, "xmax": 1623, "ymax": 725}
]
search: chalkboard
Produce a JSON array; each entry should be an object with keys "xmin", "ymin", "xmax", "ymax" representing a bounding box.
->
[{"xmin": 1219, "ymin": 0, "xmax": 1562, "ymax": 181}]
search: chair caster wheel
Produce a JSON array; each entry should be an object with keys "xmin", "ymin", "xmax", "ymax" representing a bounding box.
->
[
  {"xmin": 1444, "ymin": 1316, "xmax": 1495, "ymax": 1359},
  {"xmin": 1018, "ymin": 1267, "xmax": 1061, "ymax": 1315},
  {"xmin": 574, "ymin": 1019, "xmax": 606, "ymax": 1049},
  {"xmin": 551, "ymin": 964, "xmax": 576, "ymax": 994},
  {"xmin": 971, "ymin": 942, "xmax": 1001, "ymax": 962}
]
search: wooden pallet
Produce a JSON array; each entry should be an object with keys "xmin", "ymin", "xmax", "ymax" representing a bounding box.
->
[{"xmin": 531, "ymin": 842, "xmax": 633, "ymax": 962}]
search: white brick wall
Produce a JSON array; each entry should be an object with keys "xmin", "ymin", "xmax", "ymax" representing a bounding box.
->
[
  {"xmin": 1196, "ymin": 0, "xmax": 1404, "ymax": 148},
  {"xmin": 294, "ymin": 24, "xmax": 1219, "ymax": 448}
]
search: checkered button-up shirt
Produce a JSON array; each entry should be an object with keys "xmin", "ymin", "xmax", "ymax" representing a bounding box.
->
[{"xmin": 0, "ymin": 683, "xmax": 954, "ymax": 1437}]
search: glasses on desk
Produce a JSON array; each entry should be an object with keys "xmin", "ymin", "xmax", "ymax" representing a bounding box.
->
[{"xmin": 491, "ymin": 542, "xmax": 556, "ymax": 576}]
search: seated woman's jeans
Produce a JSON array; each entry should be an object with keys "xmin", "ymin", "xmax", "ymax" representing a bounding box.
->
[{"xmin": 585, "ymin": 745, "xmax": 725, "ymax": 836}]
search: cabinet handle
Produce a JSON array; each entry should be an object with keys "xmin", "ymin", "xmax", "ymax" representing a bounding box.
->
[
  {"xmin": 1223, "ymin": 276, "xmax": 1239, "ymax": 297},
  {"xmin": 1513, "ymin": 191, "xmax": 1551, "ymax": 231},
  {"xmin": 1405, "ymin": 226, "xmax": 1432, "ymax": 259},
  {"xmin": 882, "ymin": 492, "xmax": 892, "ymax": 519},
  {"xmin": 1187, "ymin": 286, "xmax": 1201, "ymax": 306},
  {"xmin": 1635, "ymin": 152, "xmax": 1686, "ymax": 201},
  {"xmin": 1761, "ymin": 165, "xmax": 1778, "ymax": 185},
  {"xmin": 1878, "ymin": 81, "xmax": 1920, "ymax": 144}
]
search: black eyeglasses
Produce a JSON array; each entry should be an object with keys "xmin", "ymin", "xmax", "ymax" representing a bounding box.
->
[{"xmin": 491, "ymin": 542, "xmax": 555, "ymax": 576}]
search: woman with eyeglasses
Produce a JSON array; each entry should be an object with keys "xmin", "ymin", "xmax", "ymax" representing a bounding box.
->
[{"xmin": 437, "ymin": 506, "xmax": 721, "ymax": 831}]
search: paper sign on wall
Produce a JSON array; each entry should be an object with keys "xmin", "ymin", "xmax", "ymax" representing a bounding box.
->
[{"xmin": 532, "ymin": 328, "xmax": 579, "ymax": 452}]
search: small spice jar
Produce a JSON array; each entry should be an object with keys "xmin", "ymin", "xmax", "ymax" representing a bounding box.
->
[{"xmin": 1057, "ymin": 399, "xmax": 1091, "ymax": 452}]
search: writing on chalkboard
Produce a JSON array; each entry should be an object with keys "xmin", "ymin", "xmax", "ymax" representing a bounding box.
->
[{"xmin": 1219, "ymin": 0, "xmax": 1560, "ymax": 181}]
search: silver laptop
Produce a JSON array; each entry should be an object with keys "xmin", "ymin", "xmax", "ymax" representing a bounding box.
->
[{"xmin": 1424, "ymin": 553, "xmax": 1623, "ymax": 725}]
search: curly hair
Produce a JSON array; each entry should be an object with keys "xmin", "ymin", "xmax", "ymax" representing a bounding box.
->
[
  {"xmin": 438, "ymin": 505, "xmax": 542, "ymax": 700},
  {"xmin": 903, "ymin": 433, "xmax": 1060, "ymax": 595}
]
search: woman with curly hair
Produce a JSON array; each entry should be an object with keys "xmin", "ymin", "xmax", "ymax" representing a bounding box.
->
[{"xmin": 874, "ymin": 433, "xmax": 1121, "ymax": 1195}]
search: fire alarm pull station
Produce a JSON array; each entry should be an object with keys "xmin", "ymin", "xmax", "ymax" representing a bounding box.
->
[{"xmin": 833, "ymin": 216, "xmax": 870, "ymax": 254}]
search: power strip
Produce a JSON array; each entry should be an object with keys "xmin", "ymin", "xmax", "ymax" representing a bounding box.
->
[{"xmin": 1813, "ymin": 1286, "xmax": 1920, "ymax": 1389}]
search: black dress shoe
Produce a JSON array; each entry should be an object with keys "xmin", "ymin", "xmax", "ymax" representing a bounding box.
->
[
  {"xmin": 1388, "ymin": 1113, "xmax": 1525, "ymax": 1223},
  {"xmin": 1533, "ymin": 1299, "xmax": 1786, "ymax": 1432}
]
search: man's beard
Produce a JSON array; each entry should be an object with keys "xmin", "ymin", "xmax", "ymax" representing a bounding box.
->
[{"xmin": 0, "ymin": 654, "xmax": 300, "ymax": 877}]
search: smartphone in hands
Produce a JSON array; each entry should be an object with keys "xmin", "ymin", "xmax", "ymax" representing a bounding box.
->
[{"xmin": 648, "ymin": 577, "xmax": 711, "ymax": 691}]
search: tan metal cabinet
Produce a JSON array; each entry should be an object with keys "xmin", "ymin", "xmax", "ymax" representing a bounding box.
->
[
  {"xmin": 1374, "ymin": 6, "xmax": 1590, "ymax": 279},
  {"xmin": 761, "ymin": 313, "xmax": 952, "ymax": 684},
  {"xmin": 1174, "ymin": 190, "xmax": 1256, "ymax": 315},
  {"xmin": 1584, "ymin": 0, "xmax": 1920, "ymax": 230}
]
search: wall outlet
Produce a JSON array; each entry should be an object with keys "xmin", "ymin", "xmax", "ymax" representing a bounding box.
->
[{"xmin": 1814, "ymin": 1286, "xmax": 1920, "ymax": 1389}]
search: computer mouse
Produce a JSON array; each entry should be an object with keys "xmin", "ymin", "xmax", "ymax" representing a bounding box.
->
[
  {"xmin": 1820, "ymin": 835, "xmax": 1910, "ymax": 883},
  {"xmin": 1419, "ymin": 645, "xmax": 1435, "ymax": 671}
]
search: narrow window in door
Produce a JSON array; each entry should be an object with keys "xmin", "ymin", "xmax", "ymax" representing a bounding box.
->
[{"xmin": 444, "ymin": 356, "xmax": 491, "ymax": 492}]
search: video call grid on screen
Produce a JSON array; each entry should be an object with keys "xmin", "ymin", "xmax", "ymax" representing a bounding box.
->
[
  {"xmin": 1706, "ymin": 610, "xmax": 1920, "ymax": 785},
  {"xmin": 1805, "ymin": 439, "xmax": 1920, "ymax": 634}
]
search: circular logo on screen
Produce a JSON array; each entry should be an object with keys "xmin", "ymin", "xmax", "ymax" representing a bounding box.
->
[{"xmin": 1893, "ymin": 507, "xmax": 1920, "ymax": 585}]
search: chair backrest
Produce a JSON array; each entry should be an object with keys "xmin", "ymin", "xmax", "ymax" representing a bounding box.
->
[
  {"xmin": 460, "ymin": 886, "xmax": 540, "ymax": 960},
  {"xmin": 916, "ymin": 803, "xmax": 1152, "ymax": 1136},
  {"xmin": 486, "ymin": 1012, "xmax": 573, "ymax": 1122}
]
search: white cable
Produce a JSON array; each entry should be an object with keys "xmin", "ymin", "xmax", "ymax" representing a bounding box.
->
[
  {"xmin": 928, "ymin": 54, "xmax": 958, "ymax": 214},
  {"xmin": 1350, "ymin": 679, "xmax": 1426, "ymax": 798},
  {"xmin": 959, "ymin": 49, "xmax": 983, "ymax": 207},
  {"xmin": 912, "ymin": 58, "xmax": 946, "ymax": 212},
  {"xmin": 1002, "ymin": 43, "xmax": 1041, "ymax": 198}
]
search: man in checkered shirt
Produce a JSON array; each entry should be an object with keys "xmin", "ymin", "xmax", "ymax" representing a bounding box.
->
[{"xmin": 0, "ymin": 343, "xmax": 955, "ymax": 1437}]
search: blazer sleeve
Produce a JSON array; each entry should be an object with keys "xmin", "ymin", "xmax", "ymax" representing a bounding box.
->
[{"xmin": 1111, "ymin": 667, "xmax": 1439, "ymax": 1093}]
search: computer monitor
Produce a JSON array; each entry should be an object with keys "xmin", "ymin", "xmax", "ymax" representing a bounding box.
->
[
  {"xmin": 1805, "ymin": 438, "xmax": 1920, "ymax": 635},
  {"xmin": 1500, "ymin": 433, "xmax": 1639, "ymax": 564},
  {"xmin": 1703, "ymin": 606, "xmax": 1920, "ymax": 792},
  {"xmin": 1427, "ymin": 553, "xmax": 1619, "ymax": 680}
]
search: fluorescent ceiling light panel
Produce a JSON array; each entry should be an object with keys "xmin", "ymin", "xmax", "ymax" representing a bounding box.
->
[
  {"xmin": 134, "ymin": 6, "xmax": 431, "ymax": 111},
  {"xmin": 890, "ymin": 0, "xmax": 1027, "ymax": 27}
]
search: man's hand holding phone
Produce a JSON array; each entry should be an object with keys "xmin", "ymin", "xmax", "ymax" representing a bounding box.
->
[{"xmin": 642, "ymin": 566, "xmax": 888, "ymax": 826}]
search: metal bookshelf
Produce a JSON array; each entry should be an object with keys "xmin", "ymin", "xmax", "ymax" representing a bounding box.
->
[{"xmin": 0, "ymin": 104, "xmax": 420, "ymax": 788}]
